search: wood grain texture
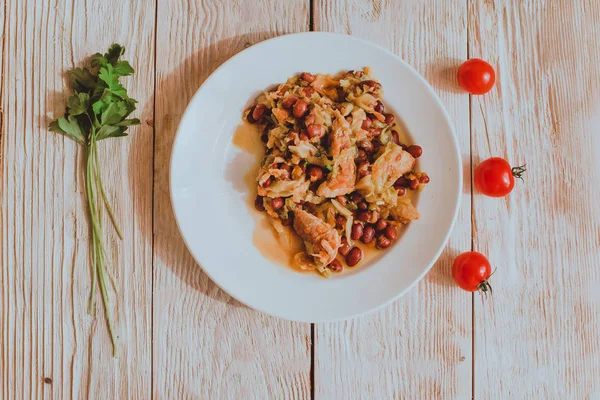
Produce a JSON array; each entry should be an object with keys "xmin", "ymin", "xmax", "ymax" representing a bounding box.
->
[
  {"xmin": 0, "ymin": 0, "xmax": 155, "ymax": 398},
  {"xmin": 470, "ymin": 0, "xmax": 600, "ymax": 398},
  {"xmin": 313, "ymin": 1, "xmax": 472, "ymax": 398},
  {"xmin": 152, "ymin": 1, "xmax": 311, "ymax": 398}
]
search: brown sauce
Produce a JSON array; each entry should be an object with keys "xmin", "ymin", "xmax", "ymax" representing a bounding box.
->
[{"xmin": 233, "ymin": 121, "xmax": 306, "ymax": 269}]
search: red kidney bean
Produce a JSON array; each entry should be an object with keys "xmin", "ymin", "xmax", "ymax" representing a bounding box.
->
[
  {"xmin": 375, "ymin": 219, "xmax": 388, "ymax": 232},
  {"xmin": 346, "ymin": 247, "xmax": 363, "ymax": 267},
  {"xmin": 293, "ymin": 100, "xmax": 308, "ymax": 118},
  {"xmin": 246, "ymin": 110, "xmax": 256, "ymax": 123},
  {"xmin": 351, "ymin": 223, "xmax": 364, "ymax": 240},
  {"xmin": 262, "ymin": 177, "xmax": 272, "ymax": 188},
  {"xmin": 300, "ymin": 72, "xmax": 316, "ymax": 83},
  {"xmin": 328, "ymin": 259, "xmax": 343, "ymax": 272},
  {"xmin": 350, "ymin": 192, "xmax": 363, "ymax": 203},
  {"xmin": 358, "ymin": 201, "xmax": 368, "ymax": 211},
  {"xmin": 252, "ymin": 104, "xmax": 266, "ymax": 121},
  {"xmin": 361, "ymin": 225, "xmax": 375, "ymax": 244},
  {"xmin": 304, "ymin": 113, "xmax": 316, "ymax": 125},
  {"xmin": 335, "ymin": 215, "xmax": 346, "ymax": 229},
  {"xmin": 271, "ymin": 197, "xmax": 284, "ymax": 211},
  {"xmin": 396, "ymin": 187, "xmax": 406, "ymax": 196},
  {"xmin": 391, "ymin": 131, "xmax": 400, "ymax": 145},
  {"xmin": 384, "ymin": 225, "xmax": 397, "ymax": 240},
  {"xmin": 409, "ymin": 179, "xmax": 419, "ymax": 190},
  {"xmin": 419, "ymin": 174, "xmax": 430, "ymax": 184},
  {"xmin": 374, "ymin": 100, "xmax": 384, "ymax": 113},
  {"xmin": 376, "ymin": 234, "xmax": 392, "ymax": 249},
  {"xmin": 384, "ymin": 114, "xmax": 395, "ymax": 124},
  {"xmin": 254, "ymin": 196, "xmax": 265, "ymax": 211},
  {"xmin": 279, "ymin": 163, "xmax": 292, "ymax": 172},
  {"xmin": 361, "ymin": 117, "xmax": 372, "ymax": 130},
  {"xmin": 299, "ymin": 132, "xmax": 309, "ymax": 141},
  {"xmin": 357, "ymin": 161, "xmax": 370, "ymax": 177},
  {"xmin": 394, "ymin": 177, "xmax": 410, "ymax": 188},
  {"xmin": 407, "ymin": 145, "xmax": 423, "ymax": 158},
  {"xmin": 261, "ymin": 133, "xmax": 268, "ymax": 143},
  {"xmin": 282, "ymin": 96, "xmax": 298, "ymax": 109},
  {"xmin": 307, "ymin": 124, "xmax": 325, "ymax": 138},
  {"xmin": 358, "ymin": 211, "xmax": 371, "ymax": 222},
  {"xmin": 361, "ymin": 80, "xmax": 379, "ymax": 89},
  {"xmin": 339, "ymin": 238, "xmax": 352, "ymax": 256},
  {"xmin": 306, "ymin": 165, "xmax": 324, "ymax": 181}
]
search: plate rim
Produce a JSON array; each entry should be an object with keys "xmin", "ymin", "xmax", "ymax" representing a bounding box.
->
[{"xmin": 169, "ymin": 32, "xmax": 463, "ymax": 322}]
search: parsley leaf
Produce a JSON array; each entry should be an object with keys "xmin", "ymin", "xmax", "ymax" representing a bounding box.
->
[
  {"xmin": 98, "ymin": 64, "xmax": 128, "ymax": 98},
  {"xmin": 101, "ymin": 101, "xmax": 128, "ymax": 125},
  {"xmin": 114, "ymin": 61, "xmax": 134, "ymax": 76},
  {"xmin": 105, "ymin": 44, "xmax": 125, "ymax": 66},
  {"xmin": 115, "ymin": 118, "xmax": 140, "ymax": 127},
  {"xmin": 67, "ymin": 92, "xmax": 90, "ymax": 116},
  {"xmin": 70, "ymin": 68, "xmax": 96, "ymax": 92},
  {"xmin": 96, "ymin": 125, "xmax": 125, "ymax": 140},
  {"xmin": 50, "ymin": 115, "xmax": 85, "ymax": 144}
]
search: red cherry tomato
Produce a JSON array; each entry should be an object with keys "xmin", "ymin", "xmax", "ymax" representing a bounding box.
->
[
  {"xmin": 452, "ymin": 251, "xmax": 493, "ymax": 293},
  {"xmin": 457, "ymin": 58, "xmax": 495, "ymax": 94},
  {"xmin": 474, "ymin": 157, "xmax": 526, "ymax": 197}
]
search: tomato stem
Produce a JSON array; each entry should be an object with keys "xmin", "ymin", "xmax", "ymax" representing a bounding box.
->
[
  {"xmin": 512, "ymin": 164, "xmax": 527, "ymax": 182},
  {"xmin": 478, "ymin": 268, "xmax": 497, "ymax": 299},
  {"xmin": 477, "ymin": 279, "xmax": 493, "ymax": 299}
]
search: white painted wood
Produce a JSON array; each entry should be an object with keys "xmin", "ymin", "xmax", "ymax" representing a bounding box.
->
[
  {"xmin": 0, "ymin": 0, "xmax": 155, "ymax": 397},
  {"xmin": 469, "ymin": 0, "xmax": 600, "ymax": 398},
  {"xmin": 152, "ymin": 1, "xmax": 311, "ymax": 398},
  {"xmin": 4, "ymin": 0, "xmax": 600, "ymax": 397},
  {"xmin": 313, "ymin": 0, "xmax": 473, "ymax": 398}
]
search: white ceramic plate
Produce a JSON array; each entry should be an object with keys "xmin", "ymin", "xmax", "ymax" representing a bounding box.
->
[{"xmin": 170, "ymin": 32, "xmax": 461, "ymax": 322}]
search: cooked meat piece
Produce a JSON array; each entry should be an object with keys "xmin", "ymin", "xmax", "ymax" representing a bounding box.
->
[
  {"xmin": 329, "ymin": 110, "xmax": 352, "ymax": 158},
  {"xmin": 316, "ymin": 148, "xmax": 356, "ymax": 198},
  {"xmin": 371, "ymin": 143, "xmax": 415, "ymax": 191},
  {"xmin": 272, "ymin": 107, "xmax": 290, "ymax": 124},
  {"xmin": 390, "ymin": 196, "xmax": 420, "ymax": 223},
  {"xmin": 293, "ymin": 209, "xmax": 341, "ymax": 266},
  {"xmin": 311, "ymin": 75, "xmax": 339, "ymax": 99}
]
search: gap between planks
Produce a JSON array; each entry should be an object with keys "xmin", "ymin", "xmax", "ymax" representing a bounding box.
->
[{"xmin": 151, "ymin": 0, "xmax": 159, "ymax": 396}]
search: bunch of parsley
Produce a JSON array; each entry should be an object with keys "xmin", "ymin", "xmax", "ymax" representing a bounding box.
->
[{"xmin": 50, "ymin": 44, "xmax": 140, "ymax": 356}]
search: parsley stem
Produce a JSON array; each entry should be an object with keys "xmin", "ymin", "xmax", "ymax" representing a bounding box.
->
[
  {"xmin": 85, "ymin": 135, "xmax": 119, "ymax": 357},
  {"xmin": 86, "ymin": 144, "xmax": 98, "ymax": 315},
  {"xmin": 94, "ymin": 145, "xmax": 123, "ymax": 240}
]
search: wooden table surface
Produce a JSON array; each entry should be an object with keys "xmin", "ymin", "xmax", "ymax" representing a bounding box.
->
[{"xmin": 2, "ymin": 0, "xmax": 600, "ymax": 398}]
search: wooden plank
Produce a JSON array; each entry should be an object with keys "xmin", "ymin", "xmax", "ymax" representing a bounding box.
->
[
  {"xmin": 0, "ymin": 0, "xmax": 155, "ymax": 397},
  {"xmin": 313, "ymin": 1, "xmax": 472, "ymax": 398},
  {"xmin": 152, "ymin": 1, "xmax": 311, "ymax": 398},
  {"xmin": 0, "ymin": 0, "xmax": 5, "ymax": 397},
  {"xmin": 470, "ymin": 1, "xmax": 600, "ymax": 397}
]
